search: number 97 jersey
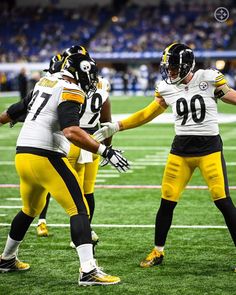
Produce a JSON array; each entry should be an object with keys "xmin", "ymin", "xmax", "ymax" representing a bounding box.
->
[
  {"xmin": 79, "ymin": 77, "xmax": 110, "ymax": 134},
  {"xmin": 156, "ymin": 69, "xmax": 227, "ymax": 136}
]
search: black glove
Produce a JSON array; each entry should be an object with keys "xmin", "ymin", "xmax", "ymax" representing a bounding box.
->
[{"xmin": 101, "ymin": 146, "xmax": 130, "ymax": 172}]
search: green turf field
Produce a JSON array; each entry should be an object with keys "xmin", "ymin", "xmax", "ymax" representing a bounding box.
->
[{"xmin": 0, "ymin": 95, "xmax": 236, "ymax": 295}]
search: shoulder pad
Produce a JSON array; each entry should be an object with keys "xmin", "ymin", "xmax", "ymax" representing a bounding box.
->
[
  {"xmin": 60, "ymin": 83, "xmax": 85, "ymax": 104},
  {"xmin": 202, "ymin": 68, "xmax": 227, "ymax": 87}
]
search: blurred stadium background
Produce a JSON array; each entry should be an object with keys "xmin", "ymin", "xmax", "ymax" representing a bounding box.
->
[{"xmin": 1, "ymin": 0, "xmax": 236, "ymax": 96}]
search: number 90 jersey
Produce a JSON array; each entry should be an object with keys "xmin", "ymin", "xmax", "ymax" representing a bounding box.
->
[
  {"xmin": 79, "ymin": 76, "xmax": 110, "ymax": 134},
  {"xmin": 155, "ymin": 69, "xmax": 227, "ymax": 136}
]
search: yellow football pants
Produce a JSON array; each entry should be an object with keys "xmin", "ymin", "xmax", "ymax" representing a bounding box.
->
[
  {"xmin": 161, "ymin": 151, "xmax": 229, "ymax": 202},
  {"xmin": 67, "ymin": 144, "xmax": 100, "ymax": 195},
  {"xmin": 15, "ymin": 153, "xmax": 89, "ymax": 218}
]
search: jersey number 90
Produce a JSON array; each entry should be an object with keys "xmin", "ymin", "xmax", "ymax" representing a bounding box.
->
[{"xmin": 176, "ymin": 95, "xmax": 206, "ymax": 125}]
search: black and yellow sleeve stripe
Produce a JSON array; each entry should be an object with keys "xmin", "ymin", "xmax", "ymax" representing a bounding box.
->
[
  {"xmin": 61, "ymin": 88, "xmax": 85, "ymax": 104},
  {"xmin": 214, "ymin": 74, "xmax": 227, "ymax": 87}
]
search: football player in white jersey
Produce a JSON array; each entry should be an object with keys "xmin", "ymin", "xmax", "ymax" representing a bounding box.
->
[
  {"xmin": 36, "ymin": 47, "xmax": 113, "ymax": 251},
  {"xmin": 0, "ymin": 47, "xmax": 113, "ymax": 252},
  {"xmin": 0, "ymin": 52, "xmax": 130, "ymax": 285},
  {"xmin": 93, "ymin": 43, "xmax": 236, "ymax": 271}
]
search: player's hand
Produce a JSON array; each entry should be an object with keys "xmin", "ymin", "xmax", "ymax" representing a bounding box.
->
[
  {"xmin": 99, "ymin": 146, "xmax": 124, "ymax": 167},
  {"xmin": 93, "ymin": 122, "xmax": 120, "ymax": 142},
  {"xmin": 97, "ymin": 144, "xmax": 130, "ymax": 172},
  {"xmin": 99, "ymin": 157, "xmax": 109, "ymax": 167}
]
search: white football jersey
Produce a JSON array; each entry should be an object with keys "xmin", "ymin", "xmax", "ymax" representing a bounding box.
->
[
  {"xmin": 79, "ymin": 77, "xmax": 110, "ymax": 130},
  {"xmin": 17, "ymin": 75, "xmax": 86, "ymax": 155},
  {"xmin": 156, "ymin": 69, "xmax": 227, "ymax": 136}
]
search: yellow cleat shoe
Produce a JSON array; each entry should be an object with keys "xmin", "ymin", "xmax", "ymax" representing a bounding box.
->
[
  {"xmin": 0, "ymin": 256, "xmax": 30, "ymax": 272},
  {"xmin": 37, "ymin": 223, "xmax": 49, "ymax": 237},
  {"xmin": 140, "ymin": 248, "xmax": 164, "ymax": 268},
  {"xmin": 79, "ymin": 267, "xmax": 121, "ymax": 286}
]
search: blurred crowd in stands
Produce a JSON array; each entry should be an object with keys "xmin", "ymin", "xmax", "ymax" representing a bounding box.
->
[
  {"xmin": 1, "ymin": 0, "xmax": 236, "ymax": 94},
  {"xmin": 1, "ymin": 1, "xmax": 236, "ymax": 62}
]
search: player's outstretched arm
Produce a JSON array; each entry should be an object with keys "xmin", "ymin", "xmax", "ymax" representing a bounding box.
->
[
  {"xmin": 94, "ymin": 97, "xmax": 167, "ymax": 142},
  {"xmin": 0, "ymin": 90, "xmax": 34, "ymax": 127},
  {"xmin": 0, "ymin": 111, "xmax": 12, "ymax": 126},
  {"xmin": 217, "ymin": 85, "xmax": 236, "ymax": 105}
]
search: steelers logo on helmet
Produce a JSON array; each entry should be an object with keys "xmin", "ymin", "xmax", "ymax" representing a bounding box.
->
[
  {"xmin": 61, "ymin": 53, "xmax": 98, "ymax": 94},
  {"xmin": 160, "ymin": 43, "xmax": 195, "ymax": 85},
  {"xmin": 80, "ymin": 60, "xmax": 92, "ymax": 73}
]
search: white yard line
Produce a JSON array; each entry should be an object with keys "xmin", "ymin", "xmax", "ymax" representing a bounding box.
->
[
  {"xmin": 0, "ymin": 223, "xmax": 227, "ymax": 229},
  {"xmin": 0, "ymin": 206, "xmax": 22, "ymax": 208},
  {"xmin": 1, "ymin": 184, "xmax": 236, "ymax": 189}
]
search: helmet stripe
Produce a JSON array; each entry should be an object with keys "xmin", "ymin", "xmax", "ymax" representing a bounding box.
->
[
  {"xmin": 162, "ymin": 42, "xmax": 178, "ymax": 63},
  {"xmin": 80, "ymin": 46, "xmax": 87, "ymax": 55},
  {"xmin": 57, "ymin": 54, "xmax": 62, "ymax": 61}
]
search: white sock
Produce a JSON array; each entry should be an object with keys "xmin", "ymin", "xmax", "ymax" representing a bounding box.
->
[
  {"xmin": 155, "ymin": 246, "xmax": 164, "ymax": 252},
  {"xmin": 2, "ymin": 235, "xmax": 22, "ymax": 260},
  {"xmin": 76, "ymin": 244, "xmax": 95, "ymax": 272},
  {"xmin": 37, "ymin": 219, "xmax": 46, "ymax": 226}
]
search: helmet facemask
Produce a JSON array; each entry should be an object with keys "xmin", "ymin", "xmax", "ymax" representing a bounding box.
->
[{"xmin": 160, "ymin": 44, "xmax": 195, "ymax": 85}]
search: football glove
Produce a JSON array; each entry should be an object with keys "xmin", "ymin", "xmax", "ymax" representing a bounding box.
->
[
  {"xmin": 97, "ymin": 144, "xmax": 129, "ymax": 172},
  {"xmin": 99, "ymin": 146, "xmax": 124, "ymax": 167},
  {"xmin": 93, "ymin": 122, "xmax": 120, "ymax": 142},
  {"xmin": 99, "ymin": 157, "xmax": 109, "ymax": 167}
]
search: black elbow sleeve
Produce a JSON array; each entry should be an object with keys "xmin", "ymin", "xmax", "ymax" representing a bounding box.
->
[
  {"xmin": 7, "ymin": 90, "xmax": 33, "ymax": 121},
  {"xmin": 57, "ymin": 101, "xmax": 81, "ymax": 130}
]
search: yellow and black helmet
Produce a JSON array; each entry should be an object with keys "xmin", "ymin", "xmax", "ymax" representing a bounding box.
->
[
  {"xmin": 62, "ymin": 45, "xmax": 89, "ymax": 58},
  {"xmin": 44, "ymin": 54, "xmax": 63, "ymax": 74},
  {"xmin": 61, "ymin": 53, "xmax": 98, "ymax": 93},
  {"xmin": 160, "ymin": 43, "xmax": 195, "ymax": 84}
]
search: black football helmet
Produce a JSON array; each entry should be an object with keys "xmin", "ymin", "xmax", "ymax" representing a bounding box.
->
[
  {"xmin": 44, "ymin": 54, "xmax": 63, "ymax": 74},
  {"xmin": 62, "ymin": 45, "xmax": 89, "ymax": 58},
  {"xmin": 61, "ymin": 53, "xmax": 98, "ymax": 93},
  {"xmin": 160, "ymin": 43, "xmax": 195, "ymax": 84}
]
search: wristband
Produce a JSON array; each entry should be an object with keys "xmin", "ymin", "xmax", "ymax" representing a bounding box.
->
[{"xmin": 97, "ymin": 144, "xmax": 107, "ymax": 156}]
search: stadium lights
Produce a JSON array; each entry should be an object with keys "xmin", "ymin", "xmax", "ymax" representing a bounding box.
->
[
  {"xmin": 112, "ymin": 16, "xmax": 119, "ymax": 22},
  {"xmin": 215, "ymin": 60, "xmax": 226, "ymax": 70}
]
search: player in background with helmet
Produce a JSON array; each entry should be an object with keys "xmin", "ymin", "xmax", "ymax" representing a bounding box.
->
[
  {"xmin": 0, "ymin": 52, "xmax": 129, "ymax": 286},
  {"xmin": 93, "ymin": 42, "xmax": 236, "ymax": 271}
]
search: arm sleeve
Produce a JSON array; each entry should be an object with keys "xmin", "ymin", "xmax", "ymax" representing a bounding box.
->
[
  {"xmin": 120, "ymin": 100, "xmax": 166, "ymax": 130},
  {"xmin": 7, "ymin": 90, "xmax": 33, "ymax": 121},
  {"xmin": 57, "ymin": 101, "xmax": 81, "ymax": 130}
]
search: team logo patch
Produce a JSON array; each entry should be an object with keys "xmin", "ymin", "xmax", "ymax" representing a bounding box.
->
[{"xmin": 199, "ymin": 81, "xmax": 208, "ymax": 90}]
